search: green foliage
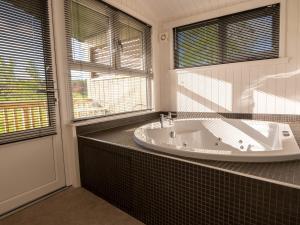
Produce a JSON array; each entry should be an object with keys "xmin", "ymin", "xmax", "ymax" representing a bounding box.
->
[
  {"xmin": 0, "ymin": 56, "xmax": 46, "ymax": 102},
  {"xmin": 178, "ymin": 20, "xmax": 264, "ymax": 67},
  {"xmin": 178, "ymin": 24, "xmax": 220, "ymax": 67},
  {"xmin": 0, "ymin": 56, "xmax": 49, "ymax": 134}
]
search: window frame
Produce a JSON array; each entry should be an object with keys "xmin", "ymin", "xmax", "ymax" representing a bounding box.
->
[
  {"xmin": 66, "ymin": 0, "xmax": 153, "ymax": 121},
  {"xmin": 173, "ymin": 3, "xmax": 281, "ymax": 69},
  {"xmin": 115, "ymin": 13, "xmax": 150, "ymax": 73}
]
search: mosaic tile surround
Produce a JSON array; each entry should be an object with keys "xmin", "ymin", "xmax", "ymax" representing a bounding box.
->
[{"xmin": 77, "ymin": 112, "xmax": 300, "ymax": 225}]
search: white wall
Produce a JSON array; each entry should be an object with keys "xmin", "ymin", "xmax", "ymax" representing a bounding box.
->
[{"xmin": 159, "ymin": 0, "xmax": 300, "ymax": 115}]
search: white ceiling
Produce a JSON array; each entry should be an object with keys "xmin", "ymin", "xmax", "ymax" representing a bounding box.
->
[{"xmin": 140, "ymin": 0, "xmax": 250, "ymax": 23}]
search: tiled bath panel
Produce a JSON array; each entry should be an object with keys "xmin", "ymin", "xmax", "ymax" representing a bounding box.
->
[
  {"xmin": 79, "ymin": 116, "xmax": 300, "ymax": 186},
  {"xmin": 77, "ymin": 112, "xmax": 300, "ymax": 225},
  {"xmin": 78, "ymin": 137, "xmax": 300, "ymax": 225}
]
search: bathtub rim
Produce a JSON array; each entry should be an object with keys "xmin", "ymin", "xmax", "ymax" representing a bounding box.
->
[{"xmin": 133, "ymin": 118, "xmax": 300, "ymax": 163}]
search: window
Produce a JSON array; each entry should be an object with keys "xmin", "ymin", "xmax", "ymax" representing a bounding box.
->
[
  {"xmin": 0, "ymin": 0, "xmax": 56, "ymax": 144},
  {"xmin": 65, "ymin": 0, "xmax": 152, "ymax": 120},
  {"xmin": 174, "ymin": 4, "xmax": 280, "ymax": 68}
]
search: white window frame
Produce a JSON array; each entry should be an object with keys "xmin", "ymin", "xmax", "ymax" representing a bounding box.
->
[
  {"xmin": 67, "ymin": 0, "xmax": 153, "ymax": 121},
  {"xmin": 164, "ymin": 0, "xmax": 287, "ymax": 70}
]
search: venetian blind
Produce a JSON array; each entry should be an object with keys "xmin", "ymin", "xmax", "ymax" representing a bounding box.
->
[
  {"xmin": 174, "ymin": 4, "xmax": 280, "ymax": 68},
  {"xmin": 65, "ymin": 0, "xmax": 152, "ymax": 121},
  {"xmin": 0, "ymin": 0, "xmax": 56, "ymax": 144}
]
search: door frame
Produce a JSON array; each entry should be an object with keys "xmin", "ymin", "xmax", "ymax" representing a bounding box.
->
[{"xmin": 50, "ymin": 0, "xmax": 81, "ymax": 188}]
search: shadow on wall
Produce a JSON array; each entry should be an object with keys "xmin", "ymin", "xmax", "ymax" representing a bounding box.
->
[{"xmin": 168, "ymin": 64, "xmax": 300, "ymax": 115}]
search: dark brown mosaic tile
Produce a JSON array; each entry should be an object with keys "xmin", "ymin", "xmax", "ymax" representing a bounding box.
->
[
  {"xmin": 78, "ymin": 137, "xmax": 300, "ymax": 225},
  {"xmin": 82, "ymin": 120, "xmax": 300, "ymax": 188},
  {"xmin": 77, "ymin": 111, "xmax": 300, "ymax": 224}
]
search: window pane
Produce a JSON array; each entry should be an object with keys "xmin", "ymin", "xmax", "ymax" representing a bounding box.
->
[
  {"xmin": 0, "ymin": 0, "xmax": 55, "ymax": 143},
  {"xmin": 72, "ymin": 2, "xmax": 112, "ymax": 66},
  {"xmin": 119, "ymin": 22, "xmax": 145, "ymax": 70},
  {"xmin": 67, "ymin": 0, "xmax": 152, "ymax": 120},
  {"xmin": 71, "ymin": 70, "xmax": 148, "ymax": 119},
  {"xmin": 225, "ymin": 15, "xmax": 278, "ymax": 63},
  {"xmin": 174, "ymin": 4, "xmax": 280, "ymax": 68},
  {"xmin": 175, "ymin": 22, "xmax": 221, "ymax": 68}
]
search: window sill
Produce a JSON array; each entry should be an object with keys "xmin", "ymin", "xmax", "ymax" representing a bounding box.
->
[
  {"xmin": 71, "ymin": 110, "xmax": 155, "ymax": 127},
  {"xmin": 171, "ymin": 57, "xmax": 290, "ymax": 72}
]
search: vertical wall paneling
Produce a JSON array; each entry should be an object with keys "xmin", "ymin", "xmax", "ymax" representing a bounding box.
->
[
  {"xmin": 275, "ymin": 64, "xmax": 286, "ymax": 114},
  {"xmin": 211, "ymin": 69, "xmax": 219, "ymax": 112},
  {"xmin": 265, "ymin": 66, "xmax": 276, "ymax": 114},
  {"xmin": 240, "ymin": 63, "xmax": 249, "ymax": 113}
]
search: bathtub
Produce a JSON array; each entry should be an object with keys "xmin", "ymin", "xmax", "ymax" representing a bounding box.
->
[{"xmin": 133, "ymin": 118, "xmax": 300, "ymax": 162}]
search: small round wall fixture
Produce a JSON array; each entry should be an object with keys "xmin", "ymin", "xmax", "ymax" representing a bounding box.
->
[{"xmin": 160, "ymin": 33, "xmax": 168, "ymax": 42}]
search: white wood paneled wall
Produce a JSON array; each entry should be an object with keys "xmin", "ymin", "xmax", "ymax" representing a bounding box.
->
[
  {"xmin": 169, "ymin": 58, "xmax": 299, "ymax": 114},
  {"xmin": 159, "ymin": 0, "xmax": 300, "ymax": 115}
]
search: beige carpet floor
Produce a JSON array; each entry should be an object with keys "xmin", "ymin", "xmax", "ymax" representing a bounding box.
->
[{"xmin": 0, "ymin": 188, "xmax": 144, "ymax": 225}]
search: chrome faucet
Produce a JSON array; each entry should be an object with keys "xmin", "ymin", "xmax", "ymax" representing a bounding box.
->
[
  {"xmin": 167, "ymin": 112, "xmax": 174, "ymax": 125},
  {"xmin": 160, "ymin": 114, "xmax": 165, "ymax": 128},
  {"xmin": 160, "ymin": 112, "xmax": 174, "ymax": 128}
]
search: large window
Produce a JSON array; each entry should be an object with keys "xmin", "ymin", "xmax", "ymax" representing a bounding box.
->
[
  {"xmin": 0, "ymin": 0, "xmax": 56, "ymax": 144},
  {"xmin": 174, "ymin": 4, "xmax": 280, "ymax": 69},
  {"xmin": 65, "ymin": 0, "xmax": 152, "ymax": 120}
]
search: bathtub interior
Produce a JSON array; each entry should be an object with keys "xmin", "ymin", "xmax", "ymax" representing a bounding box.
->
[
  {"xmin": 134, "ymin": 118, "xmax": 300, "ymax": 162},
  {"xmin": 142, "ymin": 119, "xmax": 281, "ymax": 151}
]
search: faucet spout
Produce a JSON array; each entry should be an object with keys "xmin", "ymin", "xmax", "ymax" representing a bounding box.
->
[
  {"xmin": 160, "ymin": 114, "xmax": 165, "ymax": 128},
  {"xmin": 160, "ymin": 112, "xmax": 175, "ymax": 128},
  {"xmin": 167, "ymin": 112, "xmax": 174, "ymax": 125}
]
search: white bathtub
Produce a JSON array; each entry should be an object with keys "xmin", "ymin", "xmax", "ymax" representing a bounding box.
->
[{"xmin": 133, "ymin": 119, "xmax": 300, "ymax": 162}]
